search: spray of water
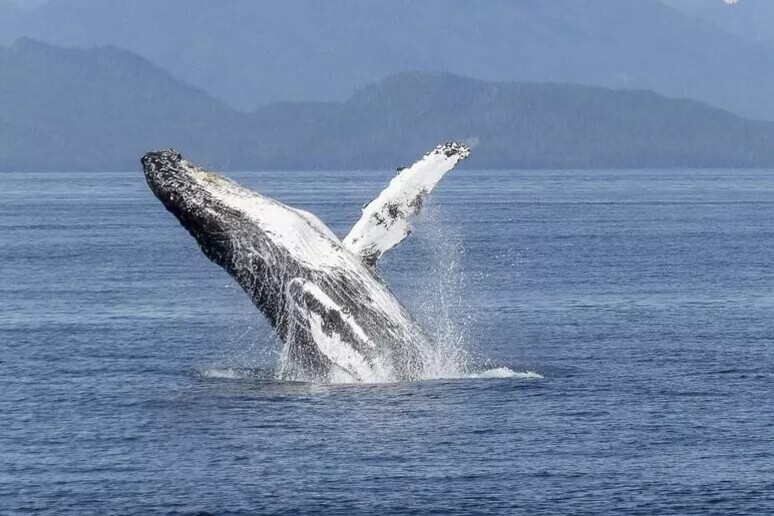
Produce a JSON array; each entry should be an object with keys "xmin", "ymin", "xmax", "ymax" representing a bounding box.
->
[{"xmin": 381, "ymin": 203, "xmax": 473, "ymax": 379}]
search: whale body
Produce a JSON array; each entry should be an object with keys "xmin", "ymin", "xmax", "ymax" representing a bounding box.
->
[{"xmin": 142, "ymin": 143, "xmax": 470, "ymax": 382}]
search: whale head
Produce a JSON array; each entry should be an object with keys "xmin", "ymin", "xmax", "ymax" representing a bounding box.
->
[
  {"xmin": 142, "ymin": 150, "xmax": 305, "ymax": 325},
  {"xmin": 141, "ymin": 150, "xmax": 358, "ymax": 331},
  {"xmin": 142, "ymin": 149, "xmax": 265, "ymax": 264}
]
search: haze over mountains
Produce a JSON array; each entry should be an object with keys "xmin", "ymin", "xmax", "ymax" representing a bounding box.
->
[
  {"xmin": 2, "ymin": 0, "xmax": 774, "ymax": 121},
  {"xmin": 665, "ymin": 0, "xmax": 774, "ymax": 43},
  {"xmin": 2, "ymin": 1, "xmax": 774, "ymax": 171},
  {"xmin": 3, "ymin": 39, "xmax": 774, "ymax": 172}
]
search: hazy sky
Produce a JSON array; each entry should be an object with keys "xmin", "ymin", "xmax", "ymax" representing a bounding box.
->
[
  {"xmin": 6, "ymin": 0, "xmax": 746, "ymax": 8},
  {"xmin": 8, "ymin": 0, "xmax": 47, "ymax": 7},
  {"xmin": 667, "ymin": 0, "xmax": 739, "ymax": 6}
]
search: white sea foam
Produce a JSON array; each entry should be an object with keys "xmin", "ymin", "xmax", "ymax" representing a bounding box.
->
[
  {"xmin": 198, "ymin": 365, "xmax": 542, "ymax": 383},
  {"xmin": 199, "ymin": 368, "xmax": 244, "ymax": 379},
  {"xmin": 317, "ymin": 366, "xmax": 543, "ymax": 384},
  {"xmin": 466, "ymin": 368, "xmax": 543, "ymax": 380},
  {"xmin": 197, "ymin": 367, "xmax": 268, "ymax": 380}
]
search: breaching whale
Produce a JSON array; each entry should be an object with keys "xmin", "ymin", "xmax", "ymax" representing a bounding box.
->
[{"xmin": 142, "ymin": 143, "xmax": 470, "ymax": 382}]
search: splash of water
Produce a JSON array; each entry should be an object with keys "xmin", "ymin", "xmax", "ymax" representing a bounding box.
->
[
  {"xmin": 197, "ymin": 366, "xmax": 542, "ymax": 383},
  {"xmin": 210, "ymin": 202, "xmax": 531, "ymax": 384},
  {"xmin": 466, "ymin": 368, "xmax": 543, "ymax": 380},
  {"xmin": 383, "ymin": 203, "xmax": 474, "ymax": 380}
]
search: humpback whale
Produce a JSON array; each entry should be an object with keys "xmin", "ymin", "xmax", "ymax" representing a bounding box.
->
[{"xmin": 142, "ymin": 143, "xmax": 470, "ymax": 382}]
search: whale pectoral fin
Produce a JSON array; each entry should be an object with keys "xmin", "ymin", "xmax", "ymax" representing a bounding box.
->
[
  {"xmin": 342, "ymin": 142, "xmax": 470, "ymax": 267},
  {"xmin": 287, "ymin": 279, "xmax": 378, "ymax": 382}
]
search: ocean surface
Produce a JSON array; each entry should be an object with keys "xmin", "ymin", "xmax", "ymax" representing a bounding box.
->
[{"xmin": 2, "ymin": 168, "xmax": 774, "ymax": 515}]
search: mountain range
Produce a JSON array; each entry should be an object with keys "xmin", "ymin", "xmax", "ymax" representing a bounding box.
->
[
  {"xmin": 3, "ymin": 39, "xmax": 774, "ymax": 172},
  {"xmin": 2, "ymin": 0, "xmax": 774, "ymax": 122}
]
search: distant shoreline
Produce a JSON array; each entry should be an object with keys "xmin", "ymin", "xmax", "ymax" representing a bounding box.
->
[{"xmin": 4, "ymin": 48, "xmax": 774, "ymax": 173}]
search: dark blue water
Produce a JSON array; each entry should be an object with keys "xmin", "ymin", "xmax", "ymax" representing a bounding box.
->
[{"xmin": 2, "ymin": 169, "xmax": 774, "ymax": 515}]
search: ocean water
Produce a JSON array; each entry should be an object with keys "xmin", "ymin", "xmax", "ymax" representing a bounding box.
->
[{"xmin": 2, "ymin": 168, "xmax": 774, "ymax": 515}]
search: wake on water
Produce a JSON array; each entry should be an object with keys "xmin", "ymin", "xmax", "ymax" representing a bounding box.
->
[{"xmin": 204, "ymin": 204, "xmax": 540, "ymax": 385}]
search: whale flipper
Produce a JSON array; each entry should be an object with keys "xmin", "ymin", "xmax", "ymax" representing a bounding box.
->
[{"xmin": 343, "ymin": 142, "xmax": 470, "ymax": 266}]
